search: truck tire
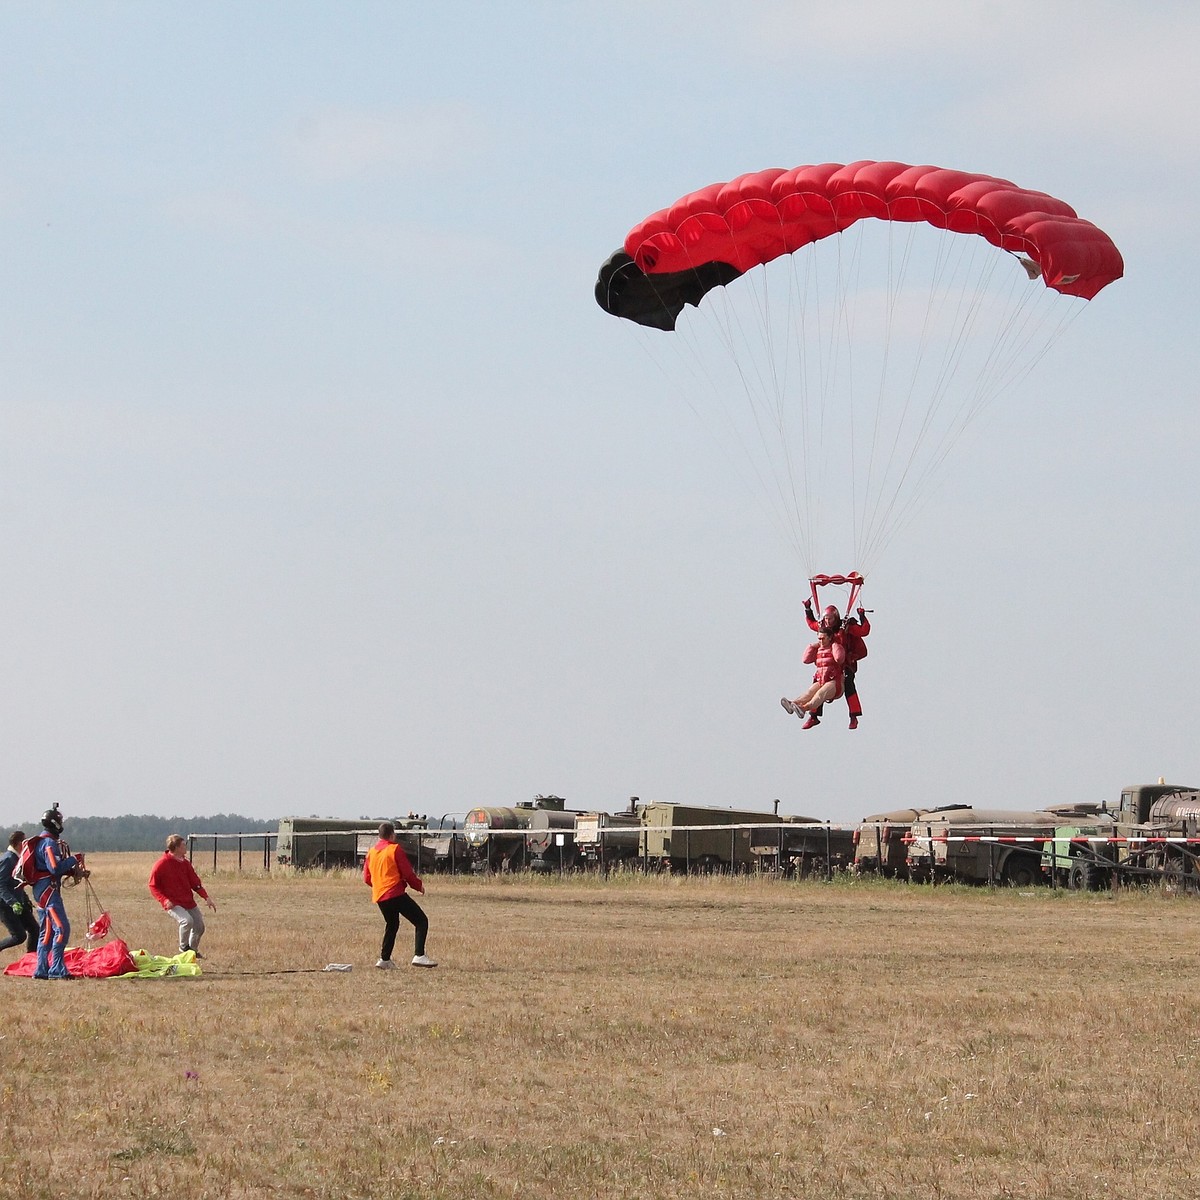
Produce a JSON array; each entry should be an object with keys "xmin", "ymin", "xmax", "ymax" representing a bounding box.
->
[
  {"xmin": 1068, "ymin": 859, "xmax": 1097, "ymax": 892},
  {"xmin": 1002, "ymin": 853, "xmax": 1040, "ymax": 888}
]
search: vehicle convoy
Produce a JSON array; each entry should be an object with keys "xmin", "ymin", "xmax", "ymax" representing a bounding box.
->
[
  {"xmin": 1042, "ymin": 782, "xmax": 1200, "ymax": 890},
  {"xmin": 271, "ymin": 784, "xmax": 1200, "ymax": 892}
]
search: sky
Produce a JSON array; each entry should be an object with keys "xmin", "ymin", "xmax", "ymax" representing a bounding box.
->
[{"xmin": 0, "ymin": 1, "xmax": 1196, "ymax": 830}]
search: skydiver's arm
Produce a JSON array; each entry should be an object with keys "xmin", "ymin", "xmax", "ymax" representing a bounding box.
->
[{"xmin": 803, "ymin": 602, "xmax": 819, "ymax": 632}]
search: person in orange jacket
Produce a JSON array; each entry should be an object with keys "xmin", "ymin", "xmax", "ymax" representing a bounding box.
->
[{"xmin": 364, "ymin": 822, "xmax": 436, "ymax": 969}]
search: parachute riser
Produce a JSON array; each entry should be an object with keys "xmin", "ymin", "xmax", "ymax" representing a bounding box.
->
[{"xmin": 809, "ymin": 572, "xmax": 864, "ymax": 620}]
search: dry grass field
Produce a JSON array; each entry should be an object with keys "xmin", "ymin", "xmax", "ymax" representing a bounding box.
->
[{"xmin": 1, "ymin": 854, "xmax": 1199, "ymax": 1200}]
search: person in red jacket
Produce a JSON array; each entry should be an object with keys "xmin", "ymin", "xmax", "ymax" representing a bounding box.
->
[
  {"xmin": 364, "ymin": 823, "xmax": 436, "ymax": 969},
  {"xmin": 801, "ymin": 601, "xmax": 872, "ymax": 728},
  {"xmin": 148, "ymin": 835, "xmax": 217, "ymax": 958},
  {"xmin": 840, "ymin": 607, "xmax": 871, "ymax": 728},
  {"xmin": 781, "ymin": 629, "xmax": 846, "ymax": 729}
]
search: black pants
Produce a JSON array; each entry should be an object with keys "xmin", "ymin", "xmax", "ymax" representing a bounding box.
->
[
  {"xmin": 0, "ymin": 901, "xmax": 39, "ymax": 954},
  {"xmin": 377, "ymin": 893, "xmax": 428, "ymax": 961}
]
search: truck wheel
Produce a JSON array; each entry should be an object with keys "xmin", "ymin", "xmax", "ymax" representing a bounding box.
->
[
  {"xmin": 1002, "ymin": 854, "xmax": 1039, "ymax": 888},
  {"xmin": 1068, "ymin": 859, "xmax": 1097, "ymax": 892},
  {"xmin": 1162, "ymin": 861, "xmax": 1198, "ymax": 894}
]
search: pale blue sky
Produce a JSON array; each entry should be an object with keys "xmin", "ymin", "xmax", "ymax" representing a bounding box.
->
[{"xmin": 1, "ymin": 2, "xmax": 1196, "ymax": 828}]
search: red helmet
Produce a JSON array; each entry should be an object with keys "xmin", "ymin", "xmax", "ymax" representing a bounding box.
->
[{"xmin": 821, "ymin": 605, "xmax": 842, "ymax": 631}]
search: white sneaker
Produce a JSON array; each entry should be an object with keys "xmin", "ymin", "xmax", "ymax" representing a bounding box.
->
[
  {"xmin": 411, "ymin": 954, "xmax": 437, "ymax": 968},
  {"xmin": 375, "ymin": 958, "xmax": 397, "ymax": 970}
]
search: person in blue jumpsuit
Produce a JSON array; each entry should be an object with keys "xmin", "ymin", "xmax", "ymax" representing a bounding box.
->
[
  {"xmin": 0, "ymin": 831, "xmax": 39, "ymax": 956},
  {"xmin": 23, "ymin": 806, "xmax": 88, "ymax": 980}
]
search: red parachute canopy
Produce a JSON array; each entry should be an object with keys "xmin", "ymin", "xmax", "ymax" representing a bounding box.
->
[
  {"xmin": 594, "ymin": 160, "xmax": 1122, "ymax": 575},
  {"xmin": 3, "ymin": 938, "xmax": 136, "ymax": 978},
  {"xmin": 597, "ymin": 161, "xmax": 1123, "ymax": 329}
]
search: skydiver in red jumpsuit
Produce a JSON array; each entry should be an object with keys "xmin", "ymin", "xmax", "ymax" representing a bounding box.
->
[
  {"xmin": 800, "ymin": 601, "xmax": 871, "ymax": 729},
  {"xmin": 781, "ymin": 629, "xmax": 845, "ymax": 729}
]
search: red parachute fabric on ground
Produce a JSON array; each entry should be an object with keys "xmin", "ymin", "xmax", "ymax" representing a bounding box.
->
[
  {"xmin": 3, "ymin": 938, "xmax": 136, "ymax": 978},
  {"xmin": 624, "ymin": 160, "xmax": 1123, "ymax": 300}
]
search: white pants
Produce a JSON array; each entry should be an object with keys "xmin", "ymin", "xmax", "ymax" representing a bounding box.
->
[{"xmin": 167, "ymin": 905, "xmax": 205, "ymax": 952}]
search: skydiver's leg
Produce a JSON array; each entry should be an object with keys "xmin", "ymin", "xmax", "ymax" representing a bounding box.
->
[
  {"xmin": 801, "ymin": 681, "xmax": 844, "ymax": 728},
  {"xmin": 19, "ymin": 906, "xmax": 38, "ymax": 953},
  {"xmin": 845, "ymin": 670, "xmax": 862, "ymax": 721},
  {"xmin": 33, "ymin": 887, "xmax": 51, "ymax": 978},
  {"xmin": 0, "ymin": 905, "xmax": 25, "ymax": 953},
  {"xmin": 46, "ymin": 895, "xmax": 71, "ymax": 978}
]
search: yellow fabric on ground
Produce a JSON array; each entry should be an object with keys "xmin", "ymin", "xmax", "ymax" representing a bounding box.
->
[{"xmin": 115, "ymin": 948, "xmax": 203, "ymax": 978}]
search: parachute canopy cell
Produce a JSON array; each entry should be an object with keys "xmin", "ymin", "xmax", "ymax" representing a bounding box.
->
[{"xmin": 595, "ymin": 160, "xmax": 1124, "ymax": 330}]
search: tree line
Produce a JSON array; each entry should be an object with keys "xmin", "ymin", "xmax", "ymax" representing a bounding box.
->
[{"xmin": 6, "ymin": 813, "xmax": 278, "ymax": 852}]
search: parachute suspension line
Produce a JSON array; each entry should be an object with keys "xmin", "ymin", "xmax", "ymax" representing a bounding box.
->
[
  {"xmin": 837, "ymin": 225, "xmax": 866, "ymax": 577},
  {"xmin": 858, "ymin": 227, "xmax": 996, "ymax": 568},
  {"xmin": 792, "ymin": 241, "xmax": 826, "ymax": 572},
  {"xmin": 856, "ymin": 217, "xmax": 922, "ymax": 573},
  {"xmin": 784, "ymin": 234, "xmax": 825, "ymax": 571},
  {"xmin": 82, "ymin": 876, "xmax": 120, "ymax": 946},
  {"xmin": 636, "ymin": 261, "xmax": 817, "ymax": 568},
  {"xmin": 856, "ymin": 243, "xmax": 1084, "ymax": 568},
  {"xmin": 709, "ymin": 263, "xmax": 813, "ymax": 564},
  {"xmin": 753, "ymin": 223, "xmax": 816, "ymax": 569},
  {"xmin": 858, "ymin": 232, "xmax": 1022, "ymax": 568}
]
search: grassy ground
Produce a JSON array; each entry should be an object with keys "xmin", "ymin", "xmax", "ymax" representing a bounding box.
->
[{"xmin": 1, "ymin": 855, "xmax": 1199, "ymax": 1199}]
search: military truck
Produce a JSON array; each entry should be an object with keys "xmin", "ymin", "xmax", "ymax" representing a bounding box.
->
[
  {"xmin": 574, "ymin": 800, "xmax": 643, "ymax": 869},
  {"xmin": 276, "ymin": 815, "xmax": 428, "ymax": 869},
  {"xmin": 853, "ymin": 805, "xmax": 970, "ymax": 877},
  {"xmin": 639, "ymin": 803, "xmax": 784, "ymax": 872},
  {"xmin": 1042, "ymin": 783, "xmax": 1200, "ymax": 890},
  {"xmin": 905, "ymin": 808, "xmax": 1068, "ymax": 886},
  {"xmin": 748, "ymin": 815, "xmax": 855, "ymax": 877}
]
